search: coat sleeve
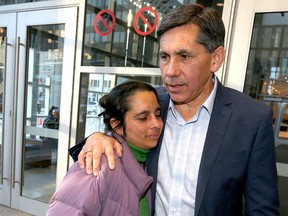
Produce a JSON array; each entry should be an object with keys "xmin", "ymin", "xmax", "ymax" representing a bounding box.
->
[
  {"xmin": 46, "ymin": 162, "xmax": 105, "ymax": 216},
  {"xmin": 68, "ymin": 137, "xmax": 87, "ymax": 162},
  {"xmin": 244, "ymin": 106, "xmax": 279, "ymax": 215}
]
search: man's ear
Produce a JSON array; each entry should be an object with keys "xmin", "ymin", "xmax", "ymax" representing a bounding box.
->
[
  {"xmin": 211, "ymin": 46, "xmax": 225, "ymax": 73},
  {"xmin": 110, "ymin": 118, "xmax": 123, "ymax": 136}
]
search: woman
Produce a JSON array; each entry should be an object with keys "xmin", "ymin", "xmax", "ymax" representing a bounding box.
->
[
  {"xmin": 43, "ymin": 106, "xmax": 60, "ymax": 130},
  {"xmin": 47, "ymin": 81, "xmax": 163, "ymax": 216}
]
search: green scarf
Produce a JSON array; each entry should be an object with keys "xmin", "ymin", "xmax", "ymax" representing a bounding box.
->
[{"xmin": 127, "ymin": 142, "xmax": 150, "ymax": 216}]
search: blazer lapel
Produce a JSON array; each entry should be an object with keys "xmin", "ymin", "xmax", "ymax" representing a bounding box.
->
[
  {"xmin": 147, "ymin": 88, "xmax": 170, "ymax": 213},
  {"xmin": 194, "ymin": 82, "xmax": 232, "ymax": 216}
]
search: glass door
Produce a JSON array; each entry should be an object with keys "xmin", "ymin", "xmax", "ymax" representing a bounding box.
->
[
  {"xmin": 242, "ymin": 10, "xmax": 288, "ymax": 216},
  {"xmin": 226, "ymin": 0, "xmax": 288, "ymax": 214},
  {"xmin": 0, "ymin": 13, "xmax": 17, "ymax": 207},
  {"xmin": 0, "ymin": 7, "xmax": 77, "ymax": 216}
]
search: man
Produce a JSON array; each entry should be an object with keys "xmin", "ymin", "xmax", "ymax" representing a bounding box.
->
[{"xmin": 70, "ymin": 4, "xmax": 279, "ymax": 215}]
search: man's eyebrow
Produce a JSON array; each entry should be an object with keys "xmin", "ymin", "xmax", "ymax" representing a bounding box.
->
[
  {"xmin": 159, "ymin": 49, "xmax": 194, "ymax": 57},
  {"xmin": 174, "ymin": 49, "xmax": 191, "ymax": 55},
  {"xmin": 159, "ymin": 50, "xmax": 168, "ymax": 55}
]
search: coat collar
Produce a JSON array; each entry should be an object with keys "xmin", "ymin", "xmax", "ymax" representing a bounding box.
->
[
  {"xmin": 111, "ymin": 132, "xmax": 153, "ymax": 197},
  {"xmin": 194, "ymin": 80, "xmax": 232, "ymax": 216}
]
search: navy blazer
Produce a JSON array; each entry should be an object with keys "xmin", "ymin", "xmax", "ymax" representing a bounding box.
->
[{"xmin": 147, "ymin": 79, "xmax": 279, "ymax": 215}]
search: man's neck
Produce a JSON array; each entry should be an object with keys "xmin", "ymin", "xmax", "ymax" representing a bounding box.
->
[{"xmin": 174, "ymin": 81, "xmax": 214, "ymax": 121}]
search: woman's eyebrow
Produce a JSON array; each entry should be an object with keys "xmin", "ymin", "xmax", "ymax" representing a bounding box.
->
[{"xmin": 133, "ymin": 110, "xmax": 150, "ymax": 118}]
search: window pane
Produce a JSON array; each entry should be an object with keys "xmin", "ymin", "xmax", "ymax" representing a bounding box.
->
[
  {"xmin": 0, "ymin": 0, "xmax": 50, "ymax": 6},
  {"xmin": 82, "ymin": 0, "xmax": 224, "ymax": 67},
  {"xmin": 23, "ymin": 24, "xmax": 64, "ymax": 203}
]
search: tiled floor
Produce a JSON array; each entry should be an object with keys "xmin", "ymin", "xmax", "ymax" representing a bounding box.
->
[{"xmin": 0, "ymin": 205, "xmax": 32, "ymax": 216}]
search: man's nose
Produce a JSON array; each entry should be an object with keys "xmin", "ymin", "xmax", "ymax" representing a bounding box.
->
[{"xmin": 166, "ymin": 58, "xmax": 180, "ymax": 77}]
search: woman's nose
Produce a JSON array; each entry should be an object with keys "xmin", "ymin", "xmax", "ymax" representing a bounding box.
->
[{"xmin": 151, "ymin": 116, "xmax": 163, "ymax": 130}]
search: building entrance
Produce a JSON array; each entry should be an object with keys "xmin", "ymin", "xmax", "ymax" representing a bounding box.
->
[{"xmin": 0, "ymin": 7, "xmax": 77, "ymax": 216}]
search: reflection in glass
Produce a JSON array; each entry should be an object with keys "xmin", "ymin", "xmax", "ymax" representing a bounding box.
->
[
  {"xmin": 274, "ymin": 103, "xmax": 288, "ymax": 139},
  {"xmin": 76, "ymin": 73, "xmax": 162, "ymax": 143},
  {"xmin": 243, "ymin": 12, "xmax": 288, "ymax": 215},
  {"xmin": 0, "ymin": 0, "xmax": 50, "ymax": 6},
  {"xmin": 244, "ymin": 12, "xmax": 288, "ymax": 100},
  {"xmin": 22, "ymin": 24, "xmax": 64, "ymax": 203},
  {"xmin": 82, "ymin": 0, "xmax": 224, "ymax": 67},
  {"xmin": 0, "ymin": 27, "xmax": 7, "ymax": 183},
  {"xmin": 244, "ymin": 12, "xmax": 288, "ymax": 140}
]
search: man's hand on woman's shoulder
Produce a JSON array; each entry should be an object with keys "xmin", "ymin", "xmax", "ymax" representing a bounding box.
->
[{"xmin": 78, "ymin": 132, "xmax": 122, "ymax": 176}]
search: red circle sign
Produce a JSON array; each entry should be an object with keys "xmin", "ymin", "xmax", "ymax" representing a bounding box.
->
[
  {"xmin": 134, "ymin": 6, "xmax": 158, "ymax": 36},
  {"xmin": 94, "ymin": 9, "xmax": 116, "ymax": 36}
]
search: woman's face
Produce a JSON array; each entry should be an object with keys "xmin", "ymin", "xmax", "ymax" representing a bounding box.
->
[
  {"xmin": 52, "ymin": 110, "xmax": 59, "ymax": 119},
  {"xmin": 118, "ymin": 91, "xmax": 163, "ymax": 150}
]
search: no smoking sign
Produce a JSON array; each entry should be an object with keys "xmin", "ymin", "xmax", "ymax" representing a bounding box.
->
[
  {"xmin": 94, "ymin": 7, "xmax": 158, "ymax": 37},
  {"xmin": 94, "ymin": 9, "xmax": 116, "ymax": 36},
  {"xmin": 134, "ymin": 6, "xmax": 158, "ymax": 36}
]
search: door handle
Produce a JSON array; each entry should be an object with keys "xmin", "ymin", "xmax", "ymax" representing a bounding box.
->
[
  {"xmin": 0, "ymin": 36, "xmax": 11, "ymax": 184},
  {"xmin": 12, "ymin": 36, "xmax": 24, "ymax": 188}
]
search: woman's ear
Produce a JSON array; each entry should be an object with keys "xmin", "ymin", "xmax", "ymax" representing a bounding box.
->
[
  {"xmin": 211, "ymin": 46, "xmax": 225, "ymax": 73},
  {"xmin": 110, "ymin": 118, "xmax": 123, "ymax": 136}
]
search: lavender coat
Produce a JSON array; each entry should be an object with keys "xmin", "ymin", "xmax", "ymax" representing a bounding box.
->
[{"xmin": 47, "ymin": 133, "xmax": 153, "ymax": 216}]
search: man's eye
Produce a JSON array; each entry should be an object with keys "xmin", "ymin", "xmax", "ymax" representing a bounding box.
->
[
  {"xmin": 160, "ymin": 55, "xmax": 168, "ymax": 60},
  {"xmin": 181, "ymin": 54, "xmax": 189, "ymax": 59}
]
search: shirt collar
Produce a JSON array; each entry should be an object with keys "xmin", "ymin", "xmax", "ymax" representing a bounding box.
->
[{"xmin": 204, "ymin": 76, "xmax": 217, "ymax": 115}]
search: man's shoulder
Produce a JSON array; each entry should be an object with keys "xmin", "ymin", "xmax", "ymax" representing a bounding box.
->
[
  {"xmin": 156, "ymin": 86, "xmax": 169, "ymax": 101},
  {"xmin": 156, "ymin": 86, "xmax": 167, "ymax": 94},
  {"xmin": 218, "ymin": 84, "xmax": 271, "ymax": 113}
]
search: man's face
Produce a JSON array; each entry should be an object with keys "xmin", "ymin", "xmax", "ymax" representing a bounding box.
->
[{"xmin": 159, "ymin": 24, "xmax": 218, "ymax": 106}]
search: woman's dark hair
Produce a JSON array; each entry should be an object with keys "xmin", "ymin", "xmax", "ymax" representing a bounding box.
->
[
  {"xmin": 98, "ymin": 81, "xmax": 159, "ymax": 136},
  {"xmin": 157, "ymin": 4, "xmax": 225, "ymax": 53},
  {"xmin": 48, "ymin": 106, "xmax": 59, "ymax": 118}
]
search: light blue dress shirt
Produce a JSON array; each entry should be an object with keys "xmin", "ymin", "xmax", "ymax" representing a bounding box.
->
[{"xmin": 155, "ymin": 78, "xmax": 217, "ymax": 216}]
